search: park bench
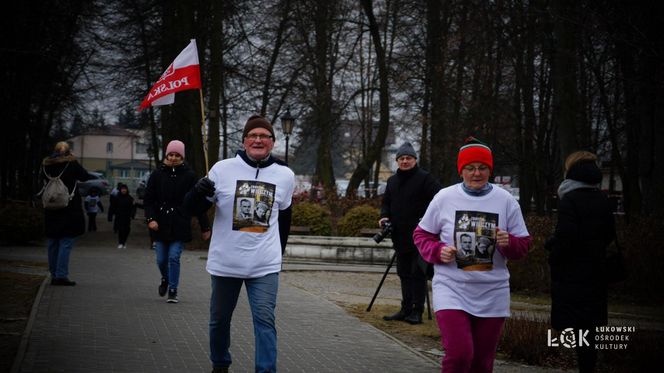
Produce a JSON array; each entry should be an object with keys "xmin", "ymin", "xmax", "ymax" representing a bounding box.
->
[{"xmin": 290, "ymin": 225, "xmax": 311, "ymax": 235}]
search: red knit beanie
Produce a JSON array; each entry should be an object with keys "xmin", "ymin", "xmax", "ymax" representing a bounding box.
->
[
  {"xmin": 242, "ymin": 115, "xmax": 275, "ymax": 140},
  {"xmin": 457, "ymin": 137, "xmax": 493, "ymax": 174}
]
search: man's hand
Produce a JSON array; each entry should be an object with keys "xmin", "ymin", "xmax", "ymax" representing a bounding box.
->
[
  {"xmin": 202, "ymin": 230, "xmax": 211, "ymax": 241},
  {"xmin": 148, "ymin": 220, "xmax": 159, "ymax": 231},
  {"xmin": 195, "ymin": 177, "xmax": 216, "ymax": 197},
  {"xmin": 378, "ymin": 217, "xmax": 390, "ymax": 228}
]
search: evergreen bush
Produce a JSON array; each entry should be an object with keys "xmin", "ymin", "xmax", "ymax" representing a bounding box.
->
[
  {"xmin": 337, "ymin": 204, "xmax": 380, "ymax": 237},
  {"xmin": 0, "ymin": 200, "xmax": 44, "ymax": 245},
  {"xmin": 292, "ymin": 202, "xmax": 332, "ymax": 236}
]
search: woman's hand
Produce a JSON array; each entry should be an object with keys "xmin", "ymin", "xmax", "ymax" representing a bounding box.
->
[
  {"xmin": 148, "ymin": 220, "xmax": 159, "ymax": 231},
  {"xmin": 496, "ymin": 228, "xmax": 509, "ymax": 247},
  {"xmin": 440, "ymin": 245, "xmax": 458, "ymax": 263}
]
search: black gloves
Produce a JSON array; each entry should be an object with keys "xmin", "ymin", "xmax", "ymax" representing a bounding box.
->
[{"xmin": 195, "ymin": 177, "xmax": 216, "ymax": 197}]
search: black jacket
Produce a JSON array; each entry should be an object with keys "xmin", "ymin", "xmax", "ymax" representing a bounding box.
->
[
  {"xmin": 42, "ymin": 155, "xmax": 93, "ymax": 238},
  {"xmin": 380, "ymin": 166, "xmax": 441, "ymax": 254},
  {"xmin": 143, "ymin": 162, "xmax": 209, "ymax": 242},
  {"xmin": 546, "ymin": 160, "xmax": 615, "ymax": 329},
  {"xmin": 108, "ymin": 193, "xmax": 135, "ymax": 231}
]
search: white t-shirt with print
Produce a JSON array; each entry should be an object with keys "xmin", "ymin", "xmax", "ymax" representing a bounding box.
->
[
  {"xmin": 205, "ymin": 155, "xmax": 294, "ymax": 278},
  {"xmin": 418, "ymin": 183, "xmax": 529, "ymax": 317}
]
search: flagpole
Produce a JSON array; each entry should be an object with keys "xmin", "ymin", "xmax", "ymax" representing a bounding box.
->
[{"xmin": 198, "ymin": 89, "xmax": 210, "ymax": 175}]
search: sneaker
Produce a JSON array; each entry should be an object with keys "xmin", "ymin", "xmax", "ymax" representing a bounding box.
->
[
  {"xmin": 167, "ymin": 289, "xmax": 178, "ymax": 303},
  {"xmin": 117, "ymin": 244, "xmax": 123, "ymax": 249},
  {"xmin": 158, "ymin": 278, "xmax": 168, "ymax": 297},
  {"xmin": 122, "ymin": 244, "xmax": 127, "ymax": 249}
]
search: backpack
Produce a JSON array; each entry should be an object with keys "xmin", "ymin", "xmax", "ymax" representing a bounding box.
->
[{"xmin": 40, "ymin": 162, "xmax": 76, "ymax": 210}]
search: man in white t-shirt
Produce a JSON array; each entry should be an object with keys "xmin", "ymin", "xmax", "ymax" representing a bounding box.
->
[{"xmin": 186, "ymin": 114, "xmax": 294, "ymax": 373}]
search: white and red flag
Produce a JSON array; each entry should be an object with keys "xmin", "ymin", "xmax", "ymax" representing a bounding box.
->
[{"xmin": 139, "ymin": 39, "xmax": 201, "ymax": 111}]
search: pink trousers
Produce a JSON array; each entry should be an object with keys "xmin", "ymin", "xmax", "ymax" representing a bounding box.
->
[{"xmin": 436, "ymin": 309, "xmax": 505, "ymax": 373}]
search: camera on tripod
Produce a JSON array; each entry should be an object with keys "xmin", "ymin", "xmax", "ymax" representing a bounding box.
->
[{"xmin": 373, "ymin": 222, "xmax": 392, "ymax": 243}]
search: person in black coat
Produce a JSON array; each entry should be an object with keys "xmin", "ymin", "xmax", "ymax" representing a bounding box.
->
[
  {"xmin": 143, "ymin": 140, "xmax": 211, "ymax": 303},
  {"xmin": 379, "ymin": 142, "xmax": 442, "ymax": 324},
  {"xmin": 41, "ymin": 141, "xmax": 94, "ymax": 286},
  {"xmin": 545, "ymin": 150, "xmax": 616, "ymax": 373},
  {"xmin": 108, "ymin": 184, "xmax": 136, "ymax": 249}
]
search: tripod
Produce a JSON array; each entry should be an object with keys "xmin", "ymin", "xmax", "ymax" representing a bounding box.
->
[{"xmin": 366, "ymin": 252, "xmax": 432, "ymax": 320}]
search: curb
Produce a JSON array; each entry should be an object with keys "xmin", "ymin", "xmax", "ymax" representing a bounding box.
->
[{"xmin": 10, "ymin": 275, "xmax": 49, "ymax": 373}]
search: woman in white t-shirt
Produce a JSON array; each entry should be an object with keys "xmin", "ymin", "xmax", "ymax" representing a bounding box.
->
[{"xmin": 413, "ymin": 137, "xmax": 531, "ymax": 373}]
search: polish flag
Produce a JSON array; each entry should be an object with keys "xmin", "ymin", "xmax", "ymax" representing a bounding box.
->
[{"xmin": 139, "ymin": 39, "xmax": 202, "ymax": 110}]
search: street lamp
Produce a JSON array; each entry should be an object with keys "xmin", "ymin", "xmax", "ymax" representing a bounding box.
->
[
  {"xmin": 147, "ymin": 145, "xmax": 153, "ymax": 172},
  {"xmin": 280, "ymin": 108, "xmax": 295, "ymax": 164}
]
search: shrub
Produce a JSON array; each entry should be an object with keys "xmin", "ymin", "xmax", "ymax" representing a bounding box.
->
[
  {"xmin": 292, "ymin": 202, "xmax": 332, "ymax": 236},
  {"xmin": 508, "ymin": 215, "xmax": 554, "ymax": 295},
  {"xmin": 337, "ymin": 205, "xmax": 380, "ymax": 237},
  {"xmin": 0, "ymin": 200, "xmax": 44, "ymax": 245}
]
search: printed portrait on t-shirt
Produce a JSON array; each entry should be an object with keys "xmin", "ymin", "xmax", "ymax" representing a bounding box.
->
[
  {"xmin": 236, "ymin": 198, "xmax": 254, "ymax": 220},
  {"xmin": 232, "ymin": 180, "xmax": 276, "ymax": 233},
  {"xmin": 454, "ymin": 210, "xmax": 498, "ymax": 271}
]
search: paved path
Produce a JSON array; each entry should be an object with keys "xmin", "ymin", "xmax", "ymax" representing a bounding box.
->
[
  {"xmin": 2, "ymin": 202, "xmax": 579, "ymax": 373},
  {"xmin": 4, "ymin": 219, "xmax": 440, "ymax": 372}
]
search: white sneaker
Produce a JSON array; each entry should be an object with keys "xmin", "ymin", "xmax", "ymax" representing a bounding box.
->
[
  {"xmin": 122, "ymin": 244, "xmax": 127, "ymax": 249},
  {"xmin": 117, "ymin": 244, "xmax": 123, "ymax": 249}
]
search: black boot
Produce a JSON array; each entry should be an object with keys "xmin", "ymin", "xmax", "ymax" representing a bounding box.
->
[
  {"xmin": 383, "ymin": 309, "xmax": 407, "ymax": 321},
  {"xmin": 52, "ymin": 278, "xmax": 77, "ymax": 286},
  {"xmin": 404, "ymin": 312, "xmax": 423, "ymax": 325}
]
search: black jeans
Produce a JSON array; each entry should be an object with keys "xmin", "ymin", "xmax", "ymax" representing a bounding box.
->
[
  {"xmin": 395, "ymin": 250, "xmax": 427, "ymax": 315},
  {"xmin": 87, "ymin": 213, "xmax": 97, "ymax": 231}
]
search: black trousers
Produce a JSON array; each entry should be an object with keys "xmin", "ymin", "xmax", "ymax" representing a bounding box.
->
[
  {"xmin": 118, "ymin": 227, "xmax": 131, "ymax": 245},
  {"xmin": 87, "ymin": 213, "xmax": 97, "ymax": 231},
  {"xmin": 395, "ymin": 250, "xmax": 427, "ymax": 314}
]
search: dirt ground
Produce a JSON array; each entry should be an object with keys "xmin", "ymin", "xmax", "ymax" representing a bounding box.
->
[{"xmin": 0, "ymin": 261, "xmax": 47, "ymax": 373}]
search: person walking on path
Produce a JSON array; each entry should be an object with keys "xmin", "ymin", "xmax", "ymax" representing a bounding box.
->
[
  {"xmin": 107, "ymin": 183, "xmax": 136, "ymax": 249},
  {"xmin": 84, "ymin": 188, "xmax": 104, "ymax": 232},
  {"xmin": 186, "ymin": 114, "xmax": 295, "ymax": 373},
  {"xmin": 41, "ymin": 141, "xmax": 94, "ymax": 286},
  {"xmin": 545, "ymin": 151, "xmax": 616, "ymax": 373},
  {"xmin": 379, "ymin": 142, "xmax": 441, "ymax": 325},
  {"xmin": 413, "ymin": 137, "xmax": 531, "ymax": 372},
  {"xmin": 143, "ymin": 140, "xmax": 211, "ymax": 303}
]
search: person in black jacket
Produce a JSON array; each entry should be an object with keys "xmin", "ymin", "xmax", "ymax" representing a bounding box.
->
[
  {"xmin": 108, "ymin": 184, "xmax": 136, "ymax": 249},
  {"xmin": 379, "ymin": 142, "xmax": 441, "ymax": 324},
  {"xmin": 41, "ymin": 141, "xmax": 94, "ymax": 286},
  {"xmin": 144, "ymin": 140, "xmax": 211, "ymax": 303},
  {"xmin": 545, "ymin": 150, "xmax": 616, "ymax": 373}
]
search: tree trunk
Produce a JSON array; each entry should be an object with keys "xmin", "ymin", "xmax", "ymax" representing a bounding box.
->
[
  {"xmin": 551, "ymin": 0, "xmax": 580, "ymax": 164},
  {"xmin": 347, "ymin": 0, "xmax": 391, "ymax": 196}
]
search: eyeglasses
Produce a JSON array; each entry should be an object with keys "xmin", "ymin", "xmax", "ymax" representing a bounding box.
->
[
  {"xmin": 463, "ymin": 165, "xmax": 490, "ymax": 173},
  {"xmin": 245, "ymin": 134, "xmax": 273, "ymax": 141}
]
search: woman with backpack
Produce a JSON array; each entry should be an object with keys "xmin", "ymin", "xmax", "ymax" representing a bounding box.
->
[
  {"xmin": 41, "ymin": 141, "xmax": 93, "ymax": 286},
  {"xmin": 107, "ymin": 183, "xmax": 136, "ymax": 249}
]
